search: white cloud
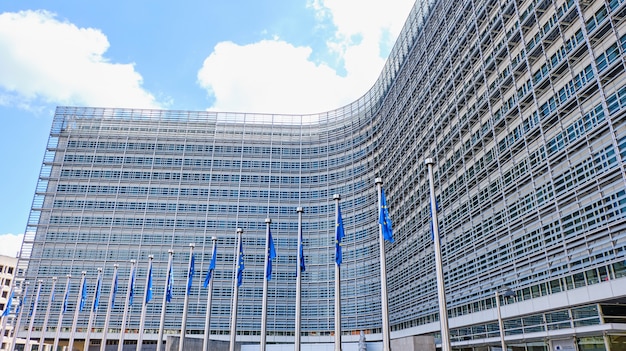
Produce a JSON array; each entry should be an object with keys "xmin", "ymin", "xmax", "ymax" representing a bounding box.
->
[
  {"xmin": 198, "ymin": 40, "xmax": 353, "ymax": 115},
  {"xmin": 0, "ymin": 10, "xmax": 160, "ymax": 109},
  {"xmin": 0, "ymin": 233, "xmax": 23, "ymax": 258},
  {"xmin": 198, "ymin": 1, "xmax": 415, "ymax": 114}
]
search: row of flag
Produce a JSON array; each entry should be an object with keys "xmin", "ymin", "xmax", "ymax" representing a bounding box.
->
[{"xmin": 0, "ymin": 188, "xmax": 398, "ymax": 351}]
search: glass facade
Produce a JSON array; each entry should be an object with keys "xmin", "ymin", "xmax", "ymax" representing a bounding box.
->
[{"xmin": 14, "ymin": 0, "xmax": 626, "ymax": 347}]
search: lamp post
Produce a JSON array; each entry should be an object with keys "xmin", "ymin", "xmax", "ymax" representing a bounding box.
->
[{"xmin": 495, "ymin": 288, "xmax": 516, "ymax": 351}]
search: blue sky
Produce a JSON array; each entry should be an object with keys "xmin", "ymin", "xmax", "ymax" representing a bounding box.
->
[{"xmin": 0, "ymin": 0, "xmax": 415, "ymax": 257}]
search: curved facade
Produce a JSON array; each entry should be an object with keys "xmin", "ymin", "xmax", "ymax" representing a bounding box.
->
[{"xmin": 14, "ymin": 0, "xmax": 626, "ymax": 348}]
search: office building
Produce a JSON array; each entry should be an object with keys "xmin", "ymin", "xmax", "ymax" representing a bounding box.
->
[
  {"xmin": 15, "ymin": 0, "xmax": 626, "ymax": 349},
  {"xmin": 1, "ymin": 255, "xmax": 19, "ymax": 351}
]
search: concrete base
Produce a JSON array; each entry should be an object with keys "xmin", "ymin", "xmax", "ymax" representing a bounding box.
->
[{"xmin": 390, "ymin": 335, "xmax": 436, "ymax": 351}]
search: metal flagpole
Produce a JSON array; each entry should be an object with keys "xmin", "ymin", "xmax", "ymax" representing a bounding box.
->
[
  {"xmin": 118, "ymin": 260, "xmax": 136, "ymax": 351},
  {"xmin": 375, "ymin": 178, "xmax": 392, "ymax": 351},
  {"xmin": 157, "ymin": 250, "xmax": 173, "ymax": 351},
  {"xmin": 25, "ymin": 280, "xmax": 42, "ymax": 351},
  {"xmin": 137, "ymin": 255, "xmax": 154, "ymax": 351},
  {"xmin": 38, "ymin": 277, "xmax": 57, "ymax": 351},
  {"xmin": 10, "ymin": 281, "xmax": 29, "ymax": 351},
  {"xmin": 333, "ymin": 194, "xmax": 342, "ymax": 351},
  {"xmin": 53, "ymin": 276, "xmax": 70, "ymax": 351},
  {"xmin": 425, "ymin": 158, "xmax": 451, "ymax": 351},
  {"xmin": 294, "ymin": 207, "xmax": 304, "ymax": 351},
  {"xmin": 260, "ymin": 218, "xmax": 271, "ymax": 351},
  {"xmin": 68, "ymin": 271, "xmax": 87, "ymax": 351},
  {"xmin": 101, "ymin": 264, "xmax": 119, "ymax": 351},
  {"xmin": 229, "ymin": 228, "xmax": 243, "ymax": 351},
  {"xmin": 85, "ymin": 268, "xmax": 103, "ymax": 351},
  {"xmin": 179, "ymin": 243, "xmax": 195, "ymax": 351},
  {"xmin": 203, "ymin": 237, "xmax": 218, "ymax": 351}
]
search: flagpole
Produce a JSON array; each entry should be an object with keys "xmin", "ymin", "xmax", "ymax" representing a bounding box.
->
[
  {"xmin": 333, "ymin": 193, "xmax": 342, "ymax": 351},
  {"xmin": 68, "ymin": 271, "xmax": 87, "ymax": 351},
  {"xmin": 375, "ymin": 178, "xmax": 392, "ymax": 351},
  {"xmin": 53, "ymin": 276, "xmax": 69, "ymax": 351},
  {"xmin": 157, "ymin": 250, "xmax": 173, "ymax": 351},
  {"xmin": 425, "ymin": 158, "xmax": 451, "ymax": 351},
  {"xmin": 38, "ymin": 277, "xmax": 56, "ymax": 351},
  {"xmin": 137, "ymin": 255, "xmax": 154, "ymax": 351},
  {"xmin": 295, "ymin": 207, "xmax": 304, "ymax": 351},
  {"xmin": 229, "ymin": 228, "xmax": 243, "ymax": 351},
  {"xmin": 203, "ymin": 237, "xmax": 218, "ymax": 351},
  {"xmin": 118, "ymin": 260, "xmax": 136, "ymax": 351},
  {"xmin": 24, "ymin": 279, "xmax": 42, "ymax": 351},
  {"xmin": 178, "ymin": 243, "xmax": 195, "ymax": 351},
  {"xmin": 259, "ymin": 218, "xmax": 272, "ymax": 351},
  {"xmin": 85, "ymin": 268, "xmax": 103, "ymax": 351},
  {"xmin": 101, "ymin": 264, "xmax": 119, "ymax": 351}
]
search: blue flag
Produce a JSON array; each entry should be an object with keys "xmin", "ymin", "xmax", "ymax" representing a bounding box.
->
[
  {"xmin": 266, "ymin": 229, "xmax": 277, "ymax": 281},
  {"xmin": 93, "ymin": 274, "xmax": 102, "ymax": 312},
  {"xmin": 187, "ymin": 253, "xmax": 195, "ymax": 295},
  {"xmin": 236, "ymin": 241, "xmax": 245, "ymax": 287},
  {"xmin": 1, "ymin": 289, "xmax": 13, "ymax": 317},
  {"xmin": 145, "ymin": 262, "xmax": 153, "ymax": 304},
  {"xmin": 79, "ymin": 278, "xmax": 88, "ymax": 312},
  {"xmin": 17, "ymin": 285, "xmax": 28, "ymax": 315},
  {"xmin": 430, "ymin": 199, "xmax": 440, "ymax": 241},
  {"xmin": 111, "ymin": 271, "xmax": 118, "ymax": 306},
  {"xmin": 129, "ymin": 267, "xmax": 136, "ymax": 305},
  {"xmin": 62, "ymin": 283, "xmax": 69, "ymax": 314},
  {"xmin": 203, "ymin": 243, "xmax": 217, "ymax": 288},
  {"xmin": 335, "ymin": 204, "xmax": 345, "ymax": 265},
  {"xmin": 380, "ymin": 188, "xmax": 394, "ymax": 243},
  {"xmin": 299, "ymin": 227, "xmax": 306, "ymax": 274},
  {"xmin": 166, "ymin": 263, "xmax": 173, "ymax": 303}
]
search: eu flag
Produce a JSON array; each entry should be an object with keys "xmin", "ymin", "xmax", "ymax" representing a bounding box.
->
[
  {"xmin": 93, "ymin": 274, "xmax": 102, "ymax": 312},
  {"xmin": 236, "ymin": 241, "xmax": 245, "ymax": 287},
  {"xmin": 335, "ymin": 204, "xmax": 345, "ymax": 265},
  {"xmin": 166, "ymin": 264, "xmax": 173, "ymax": 303},
  {"xmin": 187, "ymin": 253, "xmax": 195, "ymax": 295},
  {"xmin": 266, "ymin": 229, "xmax": 277, "ymax": 281},
  {"xmin": 380, "ymin": 188, "xmax": 394, "ymax": 243},
  {"xmin": 129, "ymin": 267, "xmax": 136, "ymax": 305},
  {"xmin": 111, "ymin": 271, "xmax": 118, "ymax": 306},
  {"xmin": 145, "ymin": 262, "xmax": 153, "ymax": 304},
  {"xmin": 62, "ymin": 284, "xmax": 69, "ymax": 314},
  {"xmin": 1, "ymin": 289, "xmax": 13, "ymax": 317},
  {"xmin": 203, "ymin": 243, "xmax": 217, "ymax": 288},
  {"xmin": 18, "ymin": 285, "xmax": 28, "ymax": 315},
  {"xmin": 50, "ymin": 282, "xmax": 56, "ymax": 302},
  {"xmin": 79, "ymin": 278, "xmax": 88, "ymax": 312},
  {"xmin": 429, "ymin": 199, "xmax": 440, "ymax": 241},
  {"xmin": 299, "ymin": 227, "xmax": 306, "ymax": 274}
]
